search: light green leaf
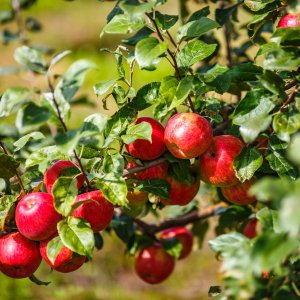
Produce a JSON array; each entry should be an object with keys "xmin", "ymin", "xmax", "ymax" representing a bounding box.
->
[
  {"xmin": 58, "ymin": 217, "xmax": 94, "ymax": 259},
  {"xmin": 121, "ymin": 121, "xmax": 152, "ymax": 144},
  {"xmin": 135, "ymin": 37, "xmax": 168, "ymax": 70},
  {"xmin": 0, "ymin": 195, "xmax": 17, "ymax": 230},
  {"xmin": 94, "ymin": 79, "xmax": 117, "ymax": 96},
  {"xmin": 14, "ymin": 131, "xmax": 45, "ymax": 152},
  {"xmin": 46, "ymin": 236, "xmax": 64, "ymax": 265},
  {"xmin": 170, "ymin": 76, "xmax": 193, "ymax": 110}
]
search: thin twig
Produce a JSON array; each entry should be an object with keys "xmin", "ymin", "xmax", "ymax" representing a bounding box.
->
[
  {"xmin": 279, "ymin": 88, "xmax": 298, "ymax": 112},
  {"xmin": 284, "ymin": 80, "xmax": 298, "ymax": 91},
  {"xmin": 0, "ymin": 142, "xmax": 26, "ymax": 194},
  {"xmin": 166, "ymin": 30, "xmax": 177, "ymax": 48},
  {"xmin": 134, "ymin": 202, "xmax": 227, "ymax": 235}
]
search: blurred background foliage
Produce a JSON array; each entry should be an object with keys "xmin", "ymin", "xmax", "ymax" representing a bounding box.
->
[{"xmin": 0, "ymin": 0, "xmax": 221, "ymax": 299}]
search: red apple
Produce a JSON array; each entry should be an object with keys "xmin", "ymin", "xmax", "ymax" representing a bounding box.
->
[
  {"xmin": 125, "ymin": 117, "xmax": 166, "ymax": 161},
  {"xmin": 44, "ymin": 160, "xmax": 85, "ymax": 194},
  {"xmin": 40, "ymin": 234, "xmax": 86, "ymax": 273},
  {"xmin": 160, "ymin": 174, "xmax": 200, "ymax": 206},
  {"xmin": 0, "ymin": 232, "xmax": 41, "ymax": 278},
  {"xmin": 243, "ymin": 218, "xmax": 257, "ymax": 239},
  {"xmin": 199, "ymin": 135, "xmax": 244, "ymax": 187},
  {"xmin": 15, "ymin": 192, "xmax": 62, "ymax": 241},
  {"xmin": 278, "ymin": 14, "xmax": 300, "ymax": 28},
  {"xmin": 126, "ymin": 161, "xmax": 168, "ymax": 180},
  {"xmin": 221, "ymin": 179, "xmax": 256, "ymax": 206},
  {"xmin": 164, "ymin": 112, "xmax": 213, "ymax": 159},
  {"xmin": 135, "ymin": 243, "xmax": 175, "ymax": 284},
  {"xmin": 72, "ymin": 190, "xmax": 114, "ymax": 232},
  {"xmin": 160, "ymin": 226, "xmax": 193, "ymax": 259}
]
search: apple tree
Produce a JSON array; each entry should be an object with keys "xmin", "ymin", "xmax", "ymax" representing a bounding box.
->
[{"xmin": 0, "ymin": 0, "xmax": 300, "ymax": 298}]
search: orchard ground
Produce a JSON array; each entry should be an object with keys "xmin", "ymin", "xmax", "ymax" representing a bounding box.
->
[{"xmin": 0, "ymin": 1, "xmax": 224, "ymax": 299}]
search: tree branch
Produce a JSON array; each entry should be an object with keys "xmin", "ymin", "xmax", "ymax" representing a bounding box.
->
[{"xmin": 134, "ymin": 202, "xmax": 227, "ymax": 235}]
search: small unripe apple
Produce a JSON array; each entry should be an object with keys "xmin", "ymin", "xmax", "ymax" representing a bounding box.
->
[
  {"xmin": 135, "ymin": 243, "xmax": 175, "ymax": 284},
  {"xmin": 278, "ymin": 14, "xmax": 300, "ymax": 28},
  {"xmin": 72, "ymin": 190, "xmax": 114, "ymax": 232},
  {"xmin": 127, "ymin": 188, "xmax": 148, "ymax": 205},
  {"xmin": 40, "ymin": 234, "xmax": 86, "ymax": 273},
  {"xmin": 164, "ymin": 112, "xmax": 213, "ymax": 159},
  {"xmin": 125, "ymin": 117, "xmax": 166, "ymax": 161},
  {"xmin": 221, "ymin": 179, "xmax": 256, "ymax": 206},
  {"xmin": 15, "ymin": 192, "xmax": 62, "ymax": 241},
  {"xmin": 160, "ymin": 174, "xmax": 200, "ymax": 206},
  {"xmin": 160, "ymin": 226, "xmax": 193, "ymax": 259},
  {"xmin": 126, "ymin": 161, "xmax": 168, "ymax": 181},
  {"xmin": 44, "ymin": 160, "xmax": 85, "ymax": 194},
  {"xmin": 199, "ymin": 135, "xmax": 244, "ymax": 187},
  {"xmin": 243, "ymin": 218, "xmax": 257, "ymax": 239},
  {"xmin": 0, "ymin": 232, "xmax": 42, "ymax": 278}
]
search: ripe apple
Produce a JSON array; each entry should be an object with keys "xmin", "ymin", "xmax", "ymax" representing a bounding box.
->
[
  {"xmin": 72, "ymin": 190, "xmax": 114, "ymax": 232},
  {"xmin": 126, "ymin": 161, "xmax": 168, "ymax": 181},
  {"xmin": 221, "ymin": 179, "xmax": 256, "ymax": 205},
  {"xmin": 44, "ymin": 160, "xmax": 85, "ymax": 194},
  {"xmin": 199, "ymin": 135, "xmax": 244, "ymax": 187},
  {"xmin": 164, "ymin": 112, "xmax": 213, "ymax": 159},
  {"xmin": 160, "ymin": 226, "xmax": 193, "ymax": 259},
  {"xmin": 125, "ymin": 117, "xmax": 166, "ymax": 161},
  {"xmin": 15, "ymin": 192, "xmax": 62, "ymax": 241},
  {"xmin": 135, "ymin": 243, "xmax": 175, "ymax": 284},
  {"xmin": 40, "ymin": 234, "xmax": 86, "ymax": 273},
  {"xmin": 278, "ymin": 14, "xmax": 300, "ymax": 28},
  {"xmin": 160, "ymin": 174, "xmax": 200, "ymax": 206},
  {"xmin": 243, "ymin": 218, "xmax": 257, "ymax": 239},
  {"xmin": 0, "ymin": 232, "xmax": 41, "ymax": 278}
]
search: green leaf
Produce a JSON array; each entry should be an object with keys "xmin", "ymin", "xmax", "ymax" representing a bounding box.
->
[
  {"xmin": 155, "ymin": 11, "xmax": 178, "ymax": 31},
  {"xmin": 177, "ymin": 40, "xmax": 217, "ymax": 69},
  {"xmin": 0, "ymin": 195, "xmax": 17, "ymax": 230},
  {"xmin": 14, "ymin": 46, "xmax": 48, "ymax": 74},
  {"xmin": 94, "ymin": 79, "xmax": 117, "ymax": 96},
  {"xmin": 161, "ymin": 237, "xmax": 182, "ymax": 259},
  {"xmin": 176, "ymin": 18, "xmax": 219, "ymax": 42},
  {"xmin": 244, "ymin": 0, "xmax": 277, "ymax": 11},
  {"xmin": 119, "ymin": 1, "xmax": 153, "ymax": 18},
  {"xmin": 46, "ymin": 235, "xmax": 64, "ymax": 265},
  {"xmin": 16, "ymin": 102, "xmax": 52, "ymax": 134},
  {"xmin": 114, "ymin": 48, "xmax": 125, "ymax": 78},
  {"xmin": 0, "ymin": 87, "xmax": 31, "ymax": 117},
  {"xmin": 81, "ymin": 113, "xmax": 108, "ymax": 136},
  {"xmin": 58, "ymin": 217, "xmax": 94, "ymax": 259},
  {"xmin": 218, "ymin": 205, "xmax": 252, "ymax": 229},
  {"xmin": 52, "ymin": 177, "xmax": 78, "ymax": 216},
  {"xmin": 54, "ymin": 130, "xmax": 81, "ymax": 155},
  {"xmin": 101, "ymin": 14, "xmax": 144, "ymax": 35},
  {"xmin": 170, "ymin": 76, "xmax": 193, "ymax": 110},
  {"xmin": 121, "ymin": 121, "xmax": 152, "ymax": 144},
  {"xmin": 256, "ymin": 207, "xmax": 279, "ymax": 231},
  {"xmin": 187, "ymin": 6, "xmax": 210, "ymax": 22},
  {"xmin": 192, "ymin": 219, "xmax": 209, "ymax": 248},
  {"xmin": 215, "ymin": 2, "xmax": 240, "ymax": 25},
  {"xmin": 266, "ymin": 150, "xmax": 295, "ymax": 176},
  {"xmin": 208, "ymin": 286, "xmax": 222, "ymax": 297},
  {"xmin": 135, "ymin": 179, "xmax": 170, "ymax": 198},
  {"xmin": 273, "ymin": 111, "xmax": 300, "ymax": 140},
  {"xmin": 14, "ymin": 131, "xmax": 45, "ymax": 152},
  {"xmin": 95, "ymin": 175, "xmax": 128, "ymax": 206},
  {"xmin": 287, "ymin": 133, "xmax": 300, "ymax": 166},
  {"xmin": 233, "ymin": 147, "xmax": 263, "ymax": 182},
  {"xmin": 258, "ymin": 70, "xmax": 286, "ymax": 97},
  {"xmin": 102, "ymin": 152, "xmax": 124, "ymax": 177},
  {"xmin": 209, "ymin": 232, "xmax": 248, "ymax": 254},
  {"xmin": 135, "ymin": 37, "xmax": 168, "ymax": 70},
  {"xmin": 122, "ymin": 27, "xmax": 154, "ymax": 46},
  {"xmin": 0, "ymin": 153, "xmax": 20, "ymax": 179},
  {"xmin": 0, "ymin": 10, "xmax": 14, "ymax": 24}
]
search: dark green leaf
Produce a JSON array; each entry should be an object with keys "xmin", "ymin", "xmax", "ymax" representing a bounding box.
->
[
  {"xmin": 215, "ymin": 2, "xmax": 241, "ymax": 25},
  {"xmin": 155, "ymin": 11, "xmax": 178, "ymax": 31},
  {"xmin": 187, "ymin": 6, "xmax": 210, "ymax": 22},
  {"xmin": 0, "ymin": 153, "xmax": 20, "ymax": 179},
  {"xmin": 122, "ymin": 27, "xmax": 153, "ymax": 46},
  {"xmin": 136, "ymin": 179, "xmax": 170, "ymax": 198},
  {"xmin": 161, "ymin": 237, "xmax": 182, "ymax": 259}
]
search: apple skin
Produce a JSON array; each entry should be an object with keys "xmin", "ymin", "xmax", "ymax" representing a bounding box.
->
[
  {"xmin": 243, "ymin": 218, "xmax": 257, "ymax": 239},
  {"xmin": 0, "ymin": 232, "xmax": 42, "ymax": 278},
  {"xmin": 164, "ymin": 112, "xmax": 213, "ymax": 159},
  {"xmin": 15, "ymin": 192, "xmax": 62, "ymax": 241},
  {"xmin": 160, "ymin": 174, "xmax": 200, "ymax": 206},
  {"xmin": 72, "ymin": 190, "xmax": 114, "ymax": 232},
  {"xmin": 125, "ymin": 117, "xmax": 166, "ymax": 161},
  {"xmin": 44, "ymin": 160, "xmax": 85, "ymax": 194},
  {"xmin": 221, "ymin": 179, "xmax": 256, "ymax": 206},
  {"xmin": 160, "ymin": 226, "xmax": 193, "ymax": 259},
  {"xmin": 278, "ymin": 14, "xmax": 300, "ymax": 28},
  {"xmin": 135, "ymin": 243, "xmax": 175, "ymax": 284},
  {"xmin": 126, "ymin": 161, "xmax": 168, "ymax": 181},
  {"xmin": 199, "ymin": 135, "xmax": 244, "ymax": 187},
  {"xmin": 40, "ymin": 234, "xmax": 86, "ymax": 273}
]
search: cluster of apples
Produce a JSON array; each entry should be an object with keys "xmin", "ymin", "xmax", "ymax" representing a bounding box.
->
[{"xmin": 0, "ymin": 160, "xmax": 114, "ymax": 279}]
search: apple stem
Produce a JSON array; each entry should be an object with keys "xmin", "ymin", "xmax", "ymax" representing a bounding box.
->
[
  {"xmin": 134, "ymin": 202, "xmax": 228, "ymax": 235},
  {"xmin": 146, "ymin": 12, "xmax": 196, "ymax": 113},
  {"xmin": 0, "ymin": 141, "xmax": 26, "ymax": 194},
  {"xmin": 46, "ymin": 74, "xmax": 92, "ymax": 189}
]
